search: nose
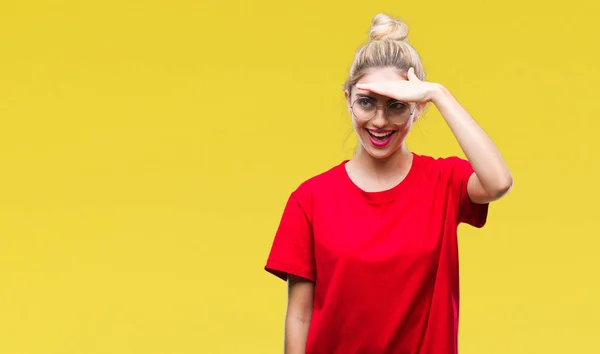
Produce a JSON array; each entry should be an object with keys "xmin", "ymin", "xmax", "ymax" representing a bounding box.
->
[{"xmin": 371, "ymin": 106, "xmax": 388, "ymax": 127}]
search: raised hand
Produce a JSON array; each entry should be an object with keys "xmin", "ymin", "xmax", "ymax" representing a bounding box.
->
[{"xmin": 355, "ymin": 67, "xmax": 439, "ymax": 104}]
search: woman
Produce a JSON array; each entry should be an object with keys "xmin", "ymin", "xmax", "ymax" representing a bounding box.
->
[{"xmin": 264, "ymin": 13, "xmax": 513, "ymax": 354}]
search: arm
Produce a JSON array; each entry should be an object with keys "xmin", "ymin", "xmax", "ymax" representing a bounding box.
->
[
  {"xmin": 429, "ymin": 84, "xmax": 513, "ymax": 204},
  {"xmin": 354, "ymin": 68, "xmax": 513, "ymax": 204},
  {"xmin": 284, "ymin": 275, "xmax": 315, "ymax": 354}
]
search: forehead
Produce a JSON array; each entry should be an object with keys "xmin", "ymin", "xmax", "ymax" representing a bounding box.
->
[{"xmin": 358, "ymin": 66, "xmax": 406, "ymax": 84}]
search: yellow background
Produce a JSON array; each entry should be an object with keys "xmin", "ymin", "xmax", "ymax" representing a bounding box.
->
[{"xmin": 1, "ymin": 0, "xmax": 598, "ymax": 353}]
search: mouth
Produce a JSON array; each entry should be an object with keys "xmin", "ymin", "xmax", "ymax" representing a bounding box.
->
[{"xmin": 366, "ymin": 129, "xmax": 396, "ymax": 147}]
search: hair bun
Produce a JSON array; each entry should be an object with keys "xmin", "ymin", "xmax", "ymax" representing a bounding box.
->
[{"xmin": 369, "ymin": 13, "xmax": 409, "ymax": 42}]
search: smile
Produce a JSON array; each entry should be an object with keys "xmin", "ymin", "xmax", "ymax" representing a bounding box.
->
[{"xmin": 366, "ymin": 129, "xmax": 396, "ymax": 147}]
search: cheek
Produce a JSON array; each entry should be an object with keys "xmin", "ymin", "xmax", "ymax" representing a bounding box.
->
[
  {"xmin": 390, "ymin": 122, "xmax": 412, "ymax": 143},
  {"xmin": 401, "ymin": 124, "xmax": 411, "ymax": 134},
  {"xmin": 398, "ymin": 120, "xmax": 414, "ymax": 134},
  {"xmin": 351, "ymin": 117, "xmax": 365, "ymax": 131}
]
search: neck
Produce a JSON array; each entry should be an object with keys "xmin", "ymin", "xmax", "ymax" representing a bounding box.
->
[{"xmin": 352, "ymin": 144, "xmax": 413, "ymax": 180}]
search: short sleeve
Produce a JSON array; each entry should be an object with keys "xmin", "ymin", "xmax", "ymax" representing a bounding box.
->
[
  {"xmin": 445, "ymin": 157, "xmax": 489, "ymax": 228},
  {"xmin": 264, "ymin": 192, "xmax": 316, "ymax": 282}
]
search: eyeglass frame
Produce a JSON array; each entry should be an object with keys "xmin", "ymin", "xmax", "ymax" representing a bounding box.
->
[{"xmin": 350, "ymin": 96, "xmax": 418, "ymax": 123}]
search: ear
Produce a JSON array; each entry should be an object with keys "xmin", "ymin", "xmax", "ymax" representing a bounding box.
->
[
  {"xmin": 412, "ymin": 102, "xmax": 428, "ymax": 123},
  {"xmin": 344, "ymin": 90, "xmax": 353, "ymax": 112}
]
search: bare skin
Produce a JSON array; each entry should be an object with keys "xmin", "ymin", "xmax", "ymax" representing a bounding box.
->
[{"xmin": 284, "ymin": 275, "xmax": 314, "ymax": 354}]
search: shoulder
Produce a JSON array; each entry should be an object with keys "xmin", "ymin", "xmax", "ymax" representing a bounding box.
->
[
  {"xmin": 413, "ymin": 153, "xmax": 473, "ymax": 180},
  {"xmin": 409, "ymin": 153, "xmax": 475, "ymax": 195},
  {"xmin": 289, "ymin": 161, "xmax": 347, "ymax": 204},
  {"xmin": 415, "ymin": 153, "xmax": 468, "ymax": 168},
  {"xmin": 292, "ymin": 161, "xmax": 347, "ymax": 194}
]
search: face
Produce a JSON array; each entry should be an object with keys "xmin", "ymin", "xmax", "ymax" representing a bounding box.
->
[{"xmin": 345, "ymin": 67, "xmax": 417, "ymax": 160}]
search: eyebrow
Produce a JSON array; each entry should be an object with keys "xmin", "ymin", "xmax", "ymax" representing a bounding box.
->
[{"xmin": 356, "ymin": 93, "xmax": 398, "ymax": 103}]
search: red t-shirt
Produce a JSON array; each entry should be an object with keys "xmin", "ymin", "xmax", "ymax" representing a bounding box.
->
[{"xmin": 264, "ymin": 153, "xmax": 489, "ymax": 354}]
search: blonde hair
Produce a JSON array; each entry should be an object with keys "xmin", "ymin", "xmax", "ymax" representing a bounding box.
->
[{"xmin": 343, "ymin": 13, "xmax": 425, "ymax": 93}]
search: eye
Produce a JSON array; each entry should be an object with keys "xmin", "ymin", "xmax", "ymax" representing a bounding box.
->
[
  {"xmin": 389, "ymin": 101, "xmax": 407, "ymax": 110},
  {"xmin": 388, "ymin": 101, "xmax": 409, "ymax": 114},
  {"xmin": 358, "ymin": 97, "xmax": 374, "ymax": 108}
]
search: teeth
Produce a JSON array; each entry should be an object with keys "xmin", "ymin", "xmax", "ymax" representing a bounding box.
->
[{"xmin": 370, "ymin": 131, "xmax": 393, "ymax": 138}]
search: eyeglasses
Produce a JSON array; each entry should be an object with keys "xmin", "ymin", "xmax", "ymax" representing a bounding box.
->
[{"xmin": 351, "ymin": 96, "xmax": 416, "ymax": 124}]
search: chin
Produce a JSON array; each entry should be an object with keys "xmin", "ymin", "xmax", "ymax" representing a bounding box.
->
[
  {"xmin": 360, "ymin": 142, "xmax": 402, "ymax": 160},
  {"xmin": 366, "ymin": 147, "xmax": 398, "ymax": 160}
]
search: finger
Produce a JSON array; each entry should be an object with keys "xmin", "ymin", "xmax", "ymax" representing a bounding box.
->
[
  {"xmin": 358, "ymin": 81, "xmax": 394, "ymax": 90},
  {"xmin": 355, "ymin": 83, "xmax": 373, "ymax": 91},
  {"xmin": 355, "ymin": 83, "xmax": 383, "ymax": 95}
]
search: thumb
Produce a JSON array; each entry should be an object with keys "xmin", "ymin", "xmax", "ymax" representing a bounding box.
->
[{"xmin": 407, "ymin": 67, "xmax": 419, "ymax": 81}]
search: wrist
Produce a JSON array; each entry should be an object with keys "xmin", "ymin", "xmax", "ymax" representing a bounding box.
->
[{"xmin": 427, "ymin": 82, "xmax": 447, "ymax": 104}]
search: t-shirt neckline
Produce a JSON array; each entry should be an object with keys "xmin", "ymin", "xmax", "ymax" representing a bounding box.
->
[{"xmin": 339, "ymin": 152, "xmax": 420, "ymax": 203}]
